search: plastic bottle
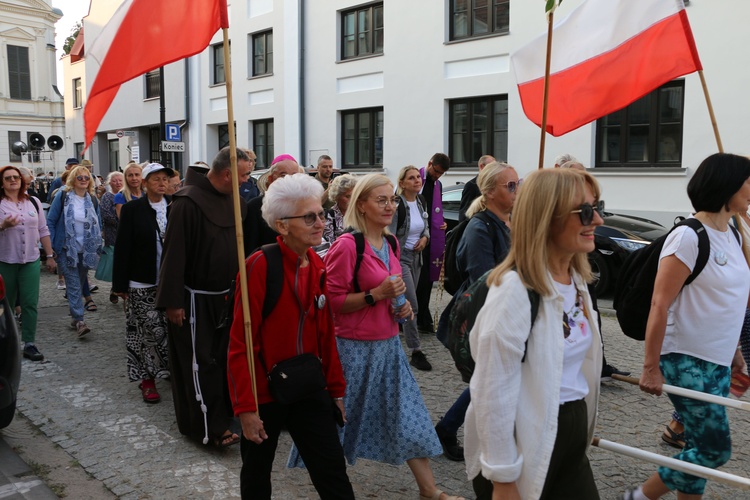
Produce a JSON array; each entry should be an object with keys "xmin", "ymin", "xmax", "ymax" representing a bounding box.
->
[{"xmin": 390, "ymin": 275, "xmax": 407, "ymax": 324}]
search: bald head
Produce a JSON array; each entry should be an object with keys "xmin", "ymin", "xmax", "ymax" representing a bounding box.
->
[
  {"xmin": 268, "ymin": 159, "xmax": 301, "ymax": 186},
  {"xmin": 478, "ymin": 155, "xmax": 495, "ymax": 171}
]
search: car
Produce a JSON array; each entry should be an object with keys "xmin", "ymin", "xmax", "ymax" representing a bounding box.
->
[
  {"xmin": 441, "ymin": 183, "xmax": 668, "ymax": 296},
  {"xmin": 0, "ymin": 274, "xmax": 21, "ymax": 429}
]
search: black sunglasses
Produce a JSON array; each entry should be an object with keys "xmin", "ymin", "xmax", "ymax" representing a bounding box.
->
[
  {"xmin": 280, "ymin": 211, "xmax": 326, "ymax": 226},
  {"xmin": 570, "ymin": 200, "xmax": 605, "ymax": 226}
]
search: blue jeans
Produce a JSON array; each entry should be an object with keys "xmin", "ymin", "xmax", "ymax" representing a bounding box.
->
[
  {"xmin": 437, "ymin": 387, "xmax": 471, "ymax": 435},
  {"xmin": 58, "ymin": 251, "xmax": 91, "ymax": 322}
]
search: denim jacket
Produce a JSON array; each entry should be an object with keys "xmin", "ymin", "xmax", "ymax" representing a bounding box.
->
[{"xmin": 46, "ymin": 188, "xmax": 101, "ymax": 255}]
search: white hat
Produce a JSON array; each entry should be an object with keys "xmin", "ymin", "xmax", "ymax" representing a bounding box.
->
[{"xmin": 141, "ymin": 163, "xmax": 175, "ymax": 179}]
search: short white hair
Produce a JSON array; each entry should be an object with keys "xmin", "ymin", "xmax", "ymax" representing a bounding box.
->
[
  {"xmin": 262, "ymin": 173, "xmax": 324, "ymax": 227},
  {"xmin": 554, "ymin": 153, "xmax": 577, "ymax": 167},
  {"xmin": 328, "ymin": 174, "xmax": 357, "ymax": 203}
]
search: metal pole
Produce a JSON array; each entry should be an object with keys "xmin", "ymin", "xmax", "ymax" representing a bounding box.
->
[{"xmin": 159, "ymin": 66, "xmax": 166, "ymax": 164}]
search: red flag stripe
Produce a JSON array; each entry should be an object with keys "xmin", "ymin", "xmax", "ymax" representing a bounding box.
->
[{"xmin": 84, "ymin": 0, "xmax": 228, "ymax": 148}]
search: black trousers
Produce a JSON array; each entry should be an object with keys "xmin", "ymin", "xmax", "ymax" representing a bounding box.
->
[
  {"xmin": 240, "ymin": 390, "xmax": 354, "ymax": 500},
  {"xmin": 415, "ymin": 245, "xmax": 433, "ymax": 329},
  {"xmin": 473, "ymin": 399, "xmax": 599, "ymax": 500}
]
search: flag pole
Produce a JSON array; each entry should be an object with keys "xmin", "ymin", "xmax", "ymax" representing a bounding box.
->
[
  {"xmin": 698, "ymin": 70, "xmax": 723, "ymax": 153},
  {"xmin": 221, "ymin": 28, "xmax": 260, "ymax": 414},
  {"xmin": 538, "ymin": 10, "xmax": 555, "ymax": 169}
]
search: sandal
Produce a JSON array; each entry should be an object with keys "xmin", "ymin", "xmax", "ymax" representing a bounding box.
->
[
  {"xmin": 109, "ymin": 292, "xmax": 119, "ymax": 304},
  {"xmin": 419, "ymin": 490, "xmax": 465, "ymax": 500},
  {"xmin": 84, "ymin": 299, "xmax": 98, "ymax": 312},
  {"xmin": 138, "ymin": 379, "xmax": 161, "ymax": 403},
  {"xmin": 214, "ymin": 430, "xmax": 240, "ymax": 448},
  {"xmin": 662, "ymin": 424, "xmax": 685, "ymax": 449}
]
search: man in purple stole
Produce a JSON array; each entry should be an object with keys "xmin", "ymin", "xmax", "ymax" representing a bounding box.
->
[{"xmin": 416, "ymin": 153, "xmax": 450, "ymax": 333}]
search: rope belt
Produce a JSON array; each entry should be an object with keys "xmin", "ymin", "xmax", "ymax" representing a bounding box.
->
[{"xmin": 185, "ymin": 285, "xmax": 230, "ymax": 445}]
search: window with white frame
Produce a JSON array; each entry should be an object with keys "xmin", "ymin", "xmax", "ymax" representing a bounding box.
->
[{"xmin": 73, "ymin": 78, "xmax": 82, "ymax": 108}]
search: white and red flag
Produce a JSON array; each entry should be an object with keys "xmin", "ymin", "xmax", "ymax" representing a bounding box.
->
[
  {"xmin": 84, "ymin": 0, "xmax": 228, "ymax": 148},
  {"xmin": 512, "ymin": 0, "xmax": 701, "ymax": 137}
]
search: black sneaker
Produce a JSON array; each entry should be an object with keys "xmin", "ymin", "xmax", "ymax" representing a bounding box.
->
[
  {"xmin": 410, "ymin": 351, "xmax": 432, "ymax": 371},
  {"xmin": 435, "ymin": 423, "xmax": 464, "ymax": 461},
  {"xmin": 601, "ymin": 364, "xmax": 631, "ymax": 381},
  {"xmin": 22, "ymin": 344, "xmax": 44, "ymax": 361}
]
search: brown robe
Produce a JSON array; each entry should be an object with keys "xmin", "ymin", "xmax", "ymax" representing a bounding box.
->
[{"xmin": 156, "ymin": 166, "xmax": 246, "ymax": 444}]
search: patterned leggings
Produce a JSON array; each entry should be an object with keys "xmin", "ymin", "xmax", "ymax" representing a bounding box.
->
[
  {"xmin": 741, "ymin": 308, "xmax": 750, "ymax": 366},
  {"xmin": 658, "ymin": 353, "xmax": 732, "ymax": 495},
  {"xmin": 126, "ymin": 287, "xmax": 170, "ymax": 382}
]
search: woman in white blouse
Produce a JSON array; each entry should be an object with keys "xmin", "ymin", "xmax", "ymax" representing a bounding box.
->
[{"xmin": 465, "ymin": 168, "xmax": 603, "ymax": 500}]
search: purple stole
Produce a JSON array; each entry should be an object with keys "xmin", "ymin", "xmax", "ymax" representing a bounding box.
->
[{"xmin": 419, "ymin": 167, "xmax": 445, "ymax": 282}]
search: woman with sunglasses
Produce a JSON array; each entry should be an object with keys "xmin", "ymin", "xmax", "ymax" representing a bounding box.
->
[
  {"xmin": 113, "ymin": 164, "xmax": 174, "ymax": 404},
  {"xmin": 0, "ymin": 166, "xmax": 56, "ymax": 361},
  {"xmin": 623, "ymin": 153, "xmax": 750, "ymax": 500},
  {"xmin": 227, "ymin": 173, "xmax": 354, "ymax": 498},
  {"xmin": 434, "ymin": 162, "xmax": 518, "ymax": 466},
  {"xmin": 47, "ymin": 166, "xmax": 102, "ymax": 338},
  {"xmin": 304, "ymin": 173, "xmax": 463, "ymax": 500},
  {"xmin": 114, "ymin": 162, "xmax": 143, "ymax": 218},
  {"xmin": 465, "ymin": 168, "xmax": 603, "ymax": 500}
]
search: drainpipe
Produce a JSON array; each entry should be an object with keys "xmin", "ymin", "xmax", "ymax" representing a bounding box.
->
[{"xmin": 298, "ymin": 0, "xmax": 306, "ymax": 166}]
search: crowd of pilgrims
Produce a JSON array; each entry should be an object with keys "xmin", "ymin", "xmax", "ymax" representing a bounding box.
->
[{"xmin": 2, "ymin": 147, "xmax": 750, "ymax": 500}]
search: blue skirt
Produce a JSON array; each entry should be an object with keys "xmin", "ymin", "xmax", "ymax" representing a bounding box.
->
[{"xmin": 289, "ymin": 335, "xmax": 441, "ymax": 467}]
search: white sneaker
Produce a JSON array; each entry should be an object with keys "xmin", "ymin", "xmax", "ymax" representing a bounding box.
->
[{"xmin": 57, "ymin": 279, "xmax": 66, "ymax": 290}]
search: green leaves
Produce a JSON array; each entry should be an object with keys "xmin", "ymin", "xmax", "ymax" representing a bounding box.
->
[{"xmin": 545, "ymin": 0, "xmax": 562, "ymax": 14}]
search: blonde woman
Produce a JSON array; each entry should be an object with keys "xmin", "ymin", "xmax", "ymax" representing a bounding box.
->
[
  {"xmin": 115, "ymin": 162, "xmax": 143, "ymax": 218},
  {"xmin": 465, "ymin": 169, "xmax": 603, "ymax": 499},
  {"xmin": 47, "ymin": 165, "xmax": 102, "ymax": 337}
]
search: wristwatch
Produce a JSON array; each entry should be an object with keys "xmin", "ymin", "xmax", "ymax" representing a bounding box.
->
[{"xmin": 364, "ymin": 290, "xmax": 376, "ymax": 306}]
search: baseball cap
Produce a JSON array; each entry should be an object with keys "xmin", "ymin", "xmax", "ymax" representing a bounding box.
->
[
  {"xmin": 65, "ymin": 157, "xmax": 79, "ymax": 166},
  {"xmin": 141, "ymin": 162, "xmax": 175, "ymax": 179}
]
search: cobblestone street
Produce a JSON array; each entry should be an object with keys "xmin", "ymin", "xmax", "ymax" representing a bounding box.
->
[{"xmin": 8, "ymin": 271, "xmax": 750, "ymax": 498}]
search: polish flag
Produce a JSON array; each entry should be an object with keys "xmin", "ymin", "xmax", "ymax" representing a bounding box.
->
[
  {"xmin": 512, "ymin": 0, "xmax": 701, "ymax": 137},
  {"xmin": 84, "ymin": 0, "xmax": 228, "ymax": 148}
]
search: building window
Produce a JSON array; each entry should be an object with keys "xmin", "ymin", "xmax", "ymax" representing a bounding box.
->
[
  {"xmin": 73, "ymin": 78, "xmax": 82, "ymax": 108},
  {"xmin": 342, "ymin": 107, "xmax": 383, "ymax": 168},
  {"xmin": 451, "ymin": 0, "xmax": 510, "ymax": 41},
  {"xmin": 145, "ymin": 69, "xmax": 160, "ymax": 99},
  {"xmin": 8, "ymin": 131, "xmax": 22, "ymax": 162},
  {"xmin": 595, "ymin": 81, "xmax": 685, "ymax": 168},
  {"xmin": 74, "ymin": 143, "xmax": 84, "ymax": 161},
  {"xmin": 341, "ymin": 3, "xmax": 383, "ymax": 60},
  {"xmin": 218, "ymin": 124, "xmax": 230, "ymax": 150},
  {"xmin": 251, "ymin": 31, "xmax": 273, "ymax": 76},
  {"xmin": 108, "ymin": 139, "xmax": 120, "ymax": 172},
  {"xmin": 149, "ymin": 127, "xmax": 161, "ymax": 163},
  {"xmin": 7, "ymin": 45, "xmax": 31, "ymax": 100},
  {"xmin": 26, "ymin": 132, "xmax": 41, "ymax": 162},
  {"xmin": 253, "ymin": 119, "xmax": 274, "ymax": 170},
  {"xmin": 213, "ymin": 43, "xmax": 226, "ymax": 85},
  {"xmin": 449, "ymin": 95, "xmax": 507, "ymax": 167}
]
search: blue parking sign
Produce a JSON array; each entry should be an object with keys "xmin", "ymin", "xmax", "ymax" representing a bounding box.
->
[{"xmin": 166, "ymin": 124, "xmax": 181, "ymax": 142}]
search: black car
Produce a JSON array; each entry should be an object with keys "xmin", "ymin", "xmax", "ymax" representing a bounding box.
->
[
  {"xmin": 442, "ymin": 183, "xmax": 667, "ymax": 295},
  {"xmin": 0, "ymin": 274, "xmax": 21, "ymax": 429}
]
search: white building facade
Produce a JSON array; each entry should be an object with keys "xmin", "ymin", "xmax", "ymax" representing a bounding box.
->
[
  {"xmin": 1, "ymin": 0, "xmax": 64, "ymax": 174},
  {"xmin": 64, "ymin": 0, "xmax": 746, "ymax": 225}
]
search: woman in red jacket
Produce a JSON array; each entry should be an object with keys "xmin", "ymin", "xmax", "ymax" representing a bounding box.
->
[{"xmin": 227, "ymin": 173, "xmax": 354, "ymax": 500}]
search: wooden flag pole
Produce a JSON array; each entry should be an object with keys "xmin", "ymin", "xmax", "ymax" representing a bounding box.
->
[
  {"xmin": 611, "ymin": 374, "xmax": 750, "ymax": 412},
  {"xmin": 592, "ymin": 438, "xmax": 750, "ymax": 490},
  {"xmin": 698, "ymin": 70, "xmax": 723, "ymax": 153},
  {"xmin": 538, "ymin": 10, "xmax": 555, "ymax": 169},
  {"xmin": 222, "ymin": 28, "xmax": 260, "ymax": 415}
]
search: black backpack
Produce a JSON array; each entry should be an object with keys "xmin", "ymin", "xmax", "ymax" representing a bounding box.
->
[
  {"xmin": 442, "ymin": 211, "xmax": 497, "ymax": 295},
  {"xmin": 260, "ymin": 243, "xmax": 326, "ymax": 318},
  {"xmin": 613, "ymin": 218, "xmax": 738, "ymax": 341},
  {"xmin": 447, "ymin": 269, "xmax": 540, "ymax": 383}
]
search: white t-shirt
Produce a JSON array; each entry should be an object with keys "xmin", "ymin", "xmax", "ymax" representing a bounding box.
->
[
  {"xmin": 72, "ymin": 194, "xmax": 87, "ymax": 253},
  {"xmin": 659, "ymin": 221, "xmax": 750, "ymax": 366},
  {"xmin": 555, "ymin": 280, "xmax": 592, "ymax": 403},
  {"xmin": 404, "ymin": 200, "xmax": 424, "ymax": 250}
]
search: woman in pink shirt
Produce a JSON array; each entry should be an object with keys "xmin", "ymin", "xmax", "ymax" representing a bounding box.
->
[
  {"xmin": 0, "ymin": 166, "xmax": 56, "ymax": 361},
  {"xmin": 322, "ymin": 173, "xmax": 463, "ymax": 500}
]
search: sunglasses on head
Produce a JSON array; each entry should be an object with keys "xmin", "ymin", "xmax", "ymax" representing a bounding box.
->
[
  {"xmin": 280, "ymin": 211, "xmax": 326, "ymax": 226},
  {"xmin": 501, "ymin": 178, "xmax": 523, "ymax": 193},
  {"xmin": 570, "ymin": 200, "xmax": 605, "ymax": 226}
]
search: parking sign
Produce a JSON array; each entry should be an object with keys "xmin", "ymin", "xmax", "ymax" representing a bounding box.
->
[{"xmin": 166, "ymin": 124, "xmax": 181, "ymax": 142}]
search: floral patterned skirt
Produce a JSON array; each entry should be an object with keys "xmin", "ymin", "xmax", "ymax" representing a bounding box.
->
[{"xmin": 126, "ymin": 286, "xmax": 170, "ymax": 382}]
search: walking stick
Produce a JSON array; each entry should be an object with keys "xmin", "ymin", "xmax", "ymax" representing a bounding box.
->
[
  {"xmin": 592, "ymin": 438, "xmax": 750, "ymax": 490},
  {"xmin": 611, "ymin": 374, "xmax": 750, "ymax": 412}
]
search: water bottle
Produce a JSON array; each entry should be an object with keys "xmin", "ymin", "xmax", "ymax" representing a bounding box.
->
[{"xmin": 390, "ymin": 275, "xmax": 407, "ymax": 324}]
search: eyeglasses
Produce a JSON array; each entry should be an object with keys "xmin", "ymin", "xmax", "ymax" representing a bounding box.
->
[
  {"xmin": 280, "ymin": 211, "xmax": 326, "ymax": 226},
  {"xmin": 371, "ymin": 196, "xmax": 401, "ymax": 208},
  {"xmin": 501, "ymin": 178, "xmax": 523, "ymax": 193},
  {"xmin": 3, "ymin": 175, "xmax": 20, "ymax": 182},
  {"xmin": 76, "ymin": 175, "xmax": 91, "ymax": 182},
  {"xmin": 570, "ymin": 200, "xmax": 605, "ymax": 226}
]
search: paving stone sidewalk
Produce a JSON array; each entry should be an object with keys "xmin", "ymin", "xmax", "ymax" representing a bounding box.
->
[{"xmin": 13, "ymin": 273, "xmax": 750, "ymax": 498}]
